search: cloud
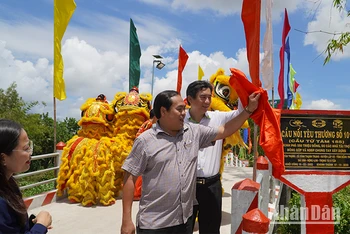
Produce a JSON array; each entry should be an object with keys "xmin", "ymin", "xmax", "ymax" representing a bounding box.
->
[
  {"xmin": 303, "ymin": 99, "xmax": 341, "ymax": 110},
  {"xmin": 151, "ymin": 48, "xmax": 252, "ymax": 98},
  {"xmin": 304, "ymin": 0, "xmax": 350, "ymax": 61},
  {"xmin": 0, "ymin": 36, "xmax": 251, "ymax": 120},
  {"xmin": 138, "ymin": 0, "xmax": 304, "ymax": 19}
]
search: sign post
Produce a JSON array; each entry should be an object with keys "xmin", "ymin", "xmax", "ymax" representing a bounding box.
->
[{"xmin": 279, "ymin": 110, "xmax": 350, "ymax": 234}]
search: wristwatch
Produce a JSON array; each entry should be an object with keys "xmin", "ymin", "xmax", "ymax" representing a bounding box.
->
[{"xmin": 244, "ymin": 106, "xmax": 253, "ymax": 115}]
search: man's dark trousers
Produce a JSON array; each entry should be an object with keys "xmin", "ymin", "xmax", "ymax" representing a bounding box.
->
[{"xmin": 192, "ymin": 176, "xmax": 222, "ymax": 234}]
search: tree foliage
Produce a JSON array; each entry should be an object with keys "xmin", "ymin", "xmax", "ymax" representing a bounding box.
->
[
  {"xmin": 324, "ymin": 0, "xmax": 350, "ymax": 64},
  {"xmin": 0, "ymin": 82, "xmax": 79, "ymax": 171},
  {"xmin": 277, "ymin": 186, "xmax": 350, "ymax": 234}
]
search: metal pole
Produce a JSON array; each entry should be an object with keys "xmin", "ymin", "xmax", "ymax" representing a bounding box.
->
[
  {"xmin": 151, "ymin": 60, "xmax": 155, "ymax": 105},
  {"xmin": 53, "ymin": 97, "xmax": 57, "ymax": 152},
  {"xmin": 253, "ymin": 123, "xmax": 258, "ymax": 181}
]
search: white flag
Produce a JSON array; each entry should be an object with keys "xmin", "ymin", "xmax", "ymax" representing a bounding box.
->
[{"xmin": 261, "ymin": 0, "xmax": 273, "ymax": 90}]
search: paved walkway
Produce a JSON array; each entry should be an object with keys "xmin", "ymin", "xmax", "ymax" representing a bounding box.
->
[{"xmin": 29, "ymin": 166, "xmax": 253, "ymax": 234}]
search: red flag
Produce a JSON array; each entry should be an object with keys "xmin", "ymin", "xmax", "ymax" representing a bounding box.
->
[
  {"xmin": 277, "ymin": 9, "xmax": 291, "ymax": 109},
  {"xmin": 294, "ymin": 80, "xmax": 299, "ymax": 93},
  {"xmin": 241, "ymin": 0, "xmax": 262, "ymax": 87},
  {"xmin": 230, "ymin": 68, "xmax": 285, "ymax": 178},
  {"xmin": 176, "ymin": 45, "xmax": 189, "ymax": 93}
]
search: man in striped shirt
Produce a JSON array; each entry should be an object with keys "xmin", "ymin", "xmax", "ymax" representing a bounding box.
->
[{"xmin": 121, "ymin": 90, "xmax": 259, "ymax": 234}]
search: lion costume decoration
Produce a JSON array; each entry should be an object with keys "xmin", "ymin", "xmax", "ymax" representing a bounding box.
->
[
  {"xmin": 208, "ymin": 68, "xmax": 250, "ymax": 176},
  {"xmin": 56, "ymin": 88, "xmax": 152, "ymax": 206}
]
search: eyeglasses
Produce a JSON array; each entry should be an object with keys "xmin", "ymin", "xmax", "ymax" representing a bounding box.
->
[{"xmin": 12, "ymin": 140, "xmax": 33, "ymax": 155}]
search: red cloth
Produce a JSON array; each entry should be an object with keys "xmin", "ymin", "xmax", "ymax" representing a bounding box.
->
[
  {"xmin": 134, "ymin": 119, "xmax": 154, "ymax": 199},
  {"xmin": 241, "ymin": 0, "xmax": 262, "ymax": 88},
  {"xmin": 230, "ymin": 68, "xmax": 285, "ymax": 178},
  {"xmin": 277, "ymin": 9, "xmax": 291, "ymax": 109},
  {"xmin": 133, "ymin": 176, "xmax": 142, "ymax": 200},
  {"xmin": 136, "ymin": 119, "xmax": 153, "ymax": 138},
  {"xmin": 176, "ymin": 46, "xmax": 189, "ymax": 93}
]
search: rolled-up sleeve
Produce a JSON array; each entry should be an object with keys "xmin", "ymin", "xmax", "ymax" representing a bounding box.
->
[
  {"xmin": 197, "ymin": 125, "xmax": 218, "ymax": 149},
  {"xmin": 122, "ymin": 137, "xmax": 148, "ymax": 177}
]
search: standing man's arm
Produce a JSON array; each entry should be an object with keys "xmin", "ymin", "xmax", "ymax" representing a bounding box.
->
[
  {"xmin": 121, "ymin": 171, "xmax": 138, "ymax": 234},
  {"xmin": 214, "ymin": 92, "xmax": 260, "ymax": 141}
]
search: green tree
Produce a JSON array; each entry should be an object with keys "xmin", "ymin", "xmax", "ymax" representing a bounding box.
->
[
  {"xmin": 0, "ymin": 83, "xmax": 79, "ymax": 170},
  {"xmin": 0, "ymin": 83, "xmax": 38, "ymax": 121},
  {"xmin": 57, "ymin": 117, "xmax": 80, "ymax": 143},
  {"xmin": 324, "ymin": 0, "xmax": 350, "ymax": 64}
]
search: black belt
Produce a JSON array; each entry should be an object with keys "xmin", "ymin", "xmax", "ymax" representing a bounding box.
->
[{"xmin": 196, "ymin": 173, "xmax": 220, "ymax": 185}]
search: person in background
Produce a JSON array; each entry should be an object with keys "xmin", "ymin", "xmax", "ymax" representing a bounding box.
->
[
  {"xmin": 135, "ymin": 109, "xmax": 157, "ymax": 138},
  {"xmin": 121, "ymin": 90, "xmax": 260, "ymax": 234},
  {"xmin": 133, "ymin": 109, "xmax": 157, "ymax": 200},
  {"xmin": 0, "ymin": 119, "xmax": 52, "ymax": 234},
  {"xmin": 185, "ymin": 80, "xmax": 247, "ymax": 233}
]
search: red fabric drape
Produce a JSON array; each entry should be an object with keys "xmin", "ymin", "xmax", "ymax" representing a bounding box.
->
[
  {"xmin": 176, "ymin": 45, "xmax": 189, "ymax": 93},
  {"xmin": 277, "ymin": 9, "xmax": 291, "ymax": 109},
  {"xmin": 230, "ymin": 68, "xmax": 285, "ymax": 178},
  {"xmin": 241, "ymin": 0, "xmax": 262, "ymax": 87}
]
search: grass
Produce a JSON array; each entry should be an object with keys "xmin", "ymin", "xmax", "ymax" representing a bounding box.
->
[{"xmin": 17, "ymin": 171, "xmax": 56, "ymax": 198}]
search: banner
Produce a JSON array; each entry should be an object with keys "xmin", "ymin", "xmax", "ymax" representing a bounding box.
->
[
  {"xmin": 129, "ymin": 18, "xmax": 142, "ymax": 90},
  {"xmin": 241, "ymin": 0, "xmax": 262, "ymax": 87},
  {"xmin": 277, "ymin": 8, "xmax": 291, "ymax": 109},
  {"xmin": 53, "ymin": 0, "xmax": 76, "ymax": 101},
  {"xmin": 198, "ymin": 65, "xmax": 204, "ymax": 80},
  {"xmin": 176, "ymin": 45, "xmax": 189, "ymax": 93},
  {"xmin": 261, "ymin": 0, "xmax": 273, "ymax": 90}
]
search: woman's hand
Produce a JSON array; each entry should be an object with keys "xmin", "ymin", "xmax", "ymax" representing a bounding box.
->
[{"xmin": 33, "ymin": 210, "xmax": 52, "ymax": 229}]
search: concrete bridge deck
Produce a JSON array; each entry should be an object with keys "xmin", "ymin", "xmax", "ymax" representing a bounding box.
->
[{"xmin": 29, "ymin": 166, "xmax": 253, "ymax": 234}]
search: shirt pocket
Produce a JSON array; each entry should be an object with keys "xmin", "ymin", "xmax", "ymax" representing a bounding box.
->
[{"xmin": 183, "ymin": 140, "xmax": 196, "ymax": 162}]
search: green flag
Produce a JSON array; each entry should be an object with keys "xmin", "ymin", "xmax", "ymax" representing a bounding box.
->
[{"xmin": 129, "ymin": 18, "xmax": 142, "ymax": 90}]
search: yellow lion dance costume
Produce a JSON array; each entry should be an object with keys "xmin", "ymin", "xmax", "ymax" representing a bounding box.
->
[
  {"xmin": 209, "ymin": 68, "xmax": 250, "ymax": 177},
  {"xmin": 56, "ymin": 89, "xmax": 152, "ymax": 206}
]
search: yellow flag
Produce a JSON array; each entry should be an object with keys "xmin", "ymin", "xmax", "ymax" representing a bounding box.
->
[
  {"xmin": 198, "ymin": 65, "xmax": 204, "ymax": 80},
  {"xmin": 54, "ymin": 0, "xmax": 76, "ymax": 100},
  {"xmin": 294, "ymin": 92, "xmax": 302, "ymax": 110}
]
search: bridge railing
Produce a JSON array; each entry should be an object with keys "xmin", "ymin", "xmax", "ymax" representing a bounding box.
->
[
  {"xmin": 14, "ymin": 152, "xmax": 60, "ymax": 191},
  {"xmin": 255, "ymin": 159, "xmax": 283, "ymax": 234},
  {"xmin": 14, "ymin": 142, "xmax": 65, "ymax": 193},
  {"xmin": 225, "ymin": 152, "xmax": 246, "ymax": 167}
]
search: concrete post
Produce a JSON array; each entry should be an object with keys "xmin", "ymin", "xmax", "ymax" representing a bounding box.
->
[
  {"xmin": 242, "ymin": 208, "xmax": 269, "ymax": 234},
  {"xmin": 231, "ymin": 178, "xmax": 260, "ymax": 234},
  {"xmin": 256, "ymin": 156, "xmax": 269, "ymax": 216},
  {"xmin": 56, "ymin": 141, "xmax": 66, "ymax": 168}
]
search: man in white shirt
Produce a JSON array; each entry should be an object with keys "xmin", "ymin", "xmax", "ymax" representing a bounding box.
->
[{"xmin": 185, "ymin": 80, "xmax": 250, "ymax": 234}]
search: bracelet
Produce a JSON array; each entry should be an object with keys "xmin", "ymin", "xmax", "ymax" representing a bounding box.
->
[{"xmin": 244, "ymin": 106, "xmax": 253, "ymax": 115}]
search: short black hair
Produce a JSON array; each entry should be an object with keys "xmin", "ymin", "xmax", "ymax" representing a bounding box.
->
[
  {"xmin": 153, "ymin": 90, "xmax": 179, "ymax": 119},
  {"xmin": 186, "ymin": 80, "xmax": 213, "ymax": 105},
  {"xmin": 150, "ymin": 109, "xmax": 155, "ymax": 119}
]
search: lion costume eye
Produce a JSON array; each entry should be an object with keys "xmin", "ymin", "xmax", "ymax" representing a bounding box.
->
[{"xmin": 215, "ymin": 83, "xmax": 231, "ymax": 101}]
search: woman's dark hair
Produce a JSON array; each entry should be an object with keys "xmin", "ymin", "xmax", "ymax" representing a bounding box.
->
[
  {"xmin": 0, "ymin": 119, "xmax": 27, "ymax": 226},
  {"xmin": 153, "ymin": 90, "xmax": 179, "ymax": 119},
  {"xmin": 186, "ymin": 80, "xmax": 213, "ymax": 105}
]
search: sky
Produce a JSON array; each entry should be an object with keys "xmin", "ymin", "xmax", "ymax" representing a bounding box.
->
[{"xmin": 0, "ymin": 0, "xmax": 350, "ymax": 120}]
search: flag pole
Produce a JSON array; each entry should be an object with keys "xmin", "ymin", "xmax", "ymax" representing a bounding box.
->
[
  {"xmin": 53, "ymin": 0, "xmax": 76, "ymax": 151},
  {"xmin": 53, "ymin": 97, "xmax": 57, "ymax": 152}
]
